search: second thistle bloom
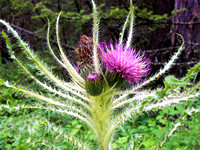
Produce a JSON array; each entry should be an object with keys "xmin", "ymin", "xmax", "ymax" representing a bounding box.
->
[{"xmin": 99, "ymin": 41, "xmax": 151, "ymax": 84}]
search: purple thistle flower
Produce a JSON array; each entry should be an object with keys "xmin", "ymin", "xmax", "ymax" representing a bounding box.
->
[
  {"xmin": 99, "ymin": 41, "xmax": 151, "ymax": 84},
  {"xmin": 87, "ymin": 73, "xmax": 99, "ymax": 82}
]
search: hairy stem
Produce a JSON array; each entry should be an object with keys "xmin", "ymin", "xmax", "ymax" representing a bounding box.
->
[{"xmin": 89, "ymin": 88, "xmax": 114, "ymax": 150}]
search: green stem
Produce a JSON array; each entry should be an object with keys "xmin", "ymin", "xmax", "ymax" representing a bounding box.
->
[{"xmin": 90, "ymin": 88, "xmax": 113, "ymax": 150}]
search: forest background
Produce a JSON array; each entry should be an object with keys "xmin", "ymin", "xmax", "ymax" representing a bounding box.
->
[{"xmin": 0, "ymin": 0, "xmax": 199, "ymax": 149}]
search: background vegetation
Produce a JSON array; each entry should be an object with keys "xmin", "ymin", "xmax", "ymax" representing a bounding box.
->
[{"xmin": 0, "ymin": 0, "xmax": 199, "ymax": 149}]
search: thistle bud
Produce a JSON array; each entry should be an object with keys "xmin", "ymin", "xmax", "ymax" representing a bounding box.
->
[{"xmin": 85, "ymin": 73, "xmax": 104, "ymax": 96}]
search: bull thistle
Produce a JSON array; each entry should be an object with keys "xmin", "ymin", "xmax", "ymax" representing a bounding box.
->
[{"xmin": 0, "ymin": 0, "xmax": 199, "ymax": 150}]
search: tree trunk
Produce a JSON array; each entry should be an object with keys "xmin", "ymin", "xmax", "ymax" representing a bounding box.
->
[{"xmin": 171, "ymin": 0, "xmax": 200, "ymax": 76}]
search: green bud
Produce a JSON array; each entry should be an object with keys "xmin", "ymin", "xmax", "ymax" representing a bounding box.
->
[{"xmin": 85, "ymin": 73, "xmax": 104, "ymax": 96}]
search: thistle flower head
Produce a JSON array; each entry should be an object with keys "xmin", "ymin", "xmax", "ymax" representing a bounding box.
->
[{"xmin": 99, "ymin": 41, "xmax": 151, "ymax": 84}]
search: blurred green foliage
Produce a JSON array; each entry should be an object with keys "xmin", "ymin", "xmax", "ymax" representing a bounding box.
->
[{"xmin": 0, "ymin": 0, "xmax": 186, "ymax": 46}]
